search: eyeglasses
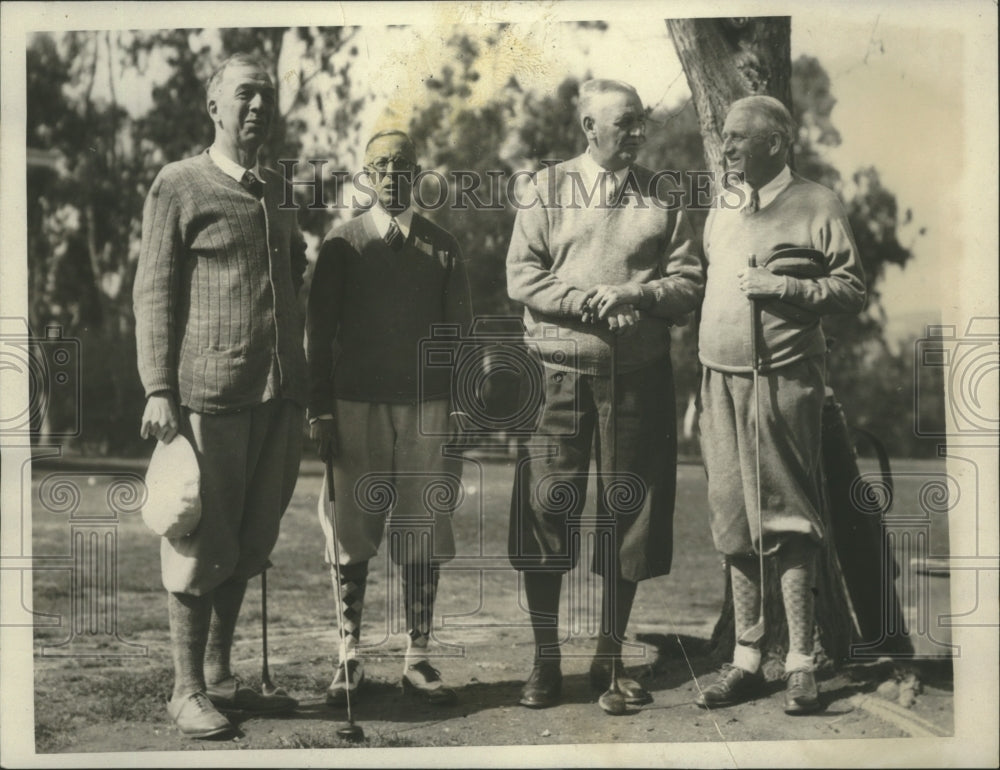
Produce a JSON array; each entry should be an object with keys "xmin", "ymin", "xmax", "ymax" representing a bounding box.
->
[{"xmin": 366, "ymin": 156, "xmax": 416, "ymax": 173}]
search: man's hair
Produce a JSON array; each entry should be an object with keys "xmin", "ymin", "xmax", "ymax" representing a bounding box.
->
[
  {"xmin": 205, "ymin": 53, "xmax": 268, "ymax": 104},
  {"xmin": 364, "ymin": 129, "xmax": 417, "ymax": 160},
  {"xmin": 729, "ymin": 95, "xmax": 797, "ymax": 149},
  {"xmin": 578, "ymin": 79, "xmax": 641, "ymax": 120}
]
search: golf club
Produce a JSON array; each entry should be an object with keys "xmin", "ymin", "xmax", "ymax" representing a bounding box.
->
[
  {"xmin": 259, "ymin": 569, "xmax": 290, "ymax": 697},
  {"xmin": 325, "ymin": 457, "xmax": 366, "ymax": 743},
  {"xmin": 737, "ymin": 253, "xmax": 767, "ymax": 650},
  {"xmin": 598, "ymin": 332, "xmax": 628, "ymax": 716}
]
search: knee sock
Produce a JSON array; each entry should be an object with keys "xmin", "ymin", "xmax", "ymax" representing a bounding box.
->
[
  {"xmin": 778, "ymin": 536, "xmax": 818, "ymax": 673},
  {"xmin": 332, "ymin": 561, "xmax": 368, "ymax": 661},
  {"xmin": 402, "ymin": 561, "xmax": 439, "ymax": 664},
  {"xmin": 168, "ymin": 590, "xmax": 213, "ymax": 700},
  {"xmin": 595, "ymin": 575, "xmax": 638, "ymax": 660},
  {"xmin": 522, "ymin": 570, "xmax": 562, "ymax": 663},
  {"xmin": 729, "ymin": 554, "xmax": 762, "ymax": 673},
  {"xmin": 203, "ymin": 578, "xmax": 248, "ymax": 686}
]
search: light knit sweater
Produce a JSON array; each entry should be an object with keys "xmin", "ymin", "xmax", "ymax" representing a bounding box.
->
[
  {"xmin": 505, "ymin": 154, "xmax": 704, "ymax": 375},
  {"xmin": 306, "ymin": 209, "xmax": 473, "ymax": 414},
  {"xmin": 699, "ymin": 172, "xmax": 866, "ymax": 373},
  {"xmin": 134, "ymin": 151, "xmax": 308, "ymax": 412}
]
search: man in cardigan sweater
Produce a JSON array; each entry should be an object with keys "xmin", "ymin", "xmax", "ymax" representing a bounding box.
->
[
  {"xmin": 307, "ymin": 130, "xmax": 473, "ymax": 708},
  {"xmin": 505, "ymin": 79, "xmax": 704, "ymax": 712},
  {"xmin": 694, "ymin": 95, "xmax": 866, "ymax": 714},
  {"xmin": 134, "ymin": 55, "xmax": 306, "ymax": 738}
]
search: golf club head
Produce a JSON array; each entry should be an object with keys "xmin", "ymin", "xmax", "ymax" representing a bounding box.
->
[
  {"xmin": 337, "ymin": 723, "xmax": 365, "ymax": 742},
  {"xmin": 261, "ymin": 681, "xmax": 289, "ymax": 697},
  {"xmin": 598, "ymin": 688, "xmax": 628, "ymax": 716}
]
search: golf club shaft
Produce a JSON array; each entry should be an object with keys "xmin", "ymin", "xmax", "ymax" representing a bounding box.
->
[
  {"xmin": 749, "ymin": 254, "xmax": 766, "ymax": 634},
  {"xmin": 608, "ymin": 333, "xmax": 619, "ymax": 691},
  {"xmin": 261, "ymin": 569, "xmax": 271, "ymax": 687},
  {"xmin": 325, "ymin": 457, "xmax": 356, "ymax": 726}
]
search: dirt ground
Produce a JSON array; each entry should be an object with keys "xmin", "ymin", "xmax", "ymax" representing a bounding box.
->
[{"xmin": 30, "ymin": 457, "xmax": 955, "ymax": 758}]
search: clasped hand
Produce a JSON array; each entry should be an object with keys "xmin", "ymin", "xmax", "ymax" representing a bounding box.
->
[{"xmin": 580, "ymin": 282, "xmax": 643, "ymax": 334}]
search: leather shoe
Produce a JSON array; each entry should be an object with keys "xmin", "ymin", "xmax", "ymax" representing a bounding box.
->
[
  {"xmin": 206, "ymin": 676, "xmax": 297, "ymax": 714},
  {"xmin": 589, "ymin": 658, "xmax": 653, "ymax": 706},
  {"xmin": 167, "ymin": 692, "xmax": 234, "ymax": 739},
  {"xmin": 783, "ymin": 669, "xmax": 821, "ymax": 714},
  {"xmin": 694, "ymin": 664, "xmax": 764, "ymax": 709},
  {"xmin": 326, "ymin": 659, "xmax": 365, "ymax": 707},
  {"xmin": 402, "ymin": 659, "xmax": 457, "ymax": 705},
  {"xmin": 519, "ymin": 661, "xmax": 562, "ymax": 709}
]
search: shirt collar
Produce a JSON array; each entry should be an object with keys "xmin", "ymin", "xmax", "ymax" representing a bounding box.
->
[
  {"xmin": 370, "ymin": 204, "xmax": 415, "ymax": 239},
  {"xmin": 751, "ymin": 165, "xmax": 792, "ymax": 210},
  {"xmin": 580, "ymin": 150, "xmax": 630, "ymax": 188},
  {"xmin": 208, "ymin": 144, "xmax": 261, "ymax": 183}
]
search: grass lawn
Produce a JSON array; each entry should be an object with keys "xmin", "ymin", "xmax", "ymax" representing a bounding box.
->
[{"xmin": 29, "ymin": 455, "xmax": 953, "ymax": 753}]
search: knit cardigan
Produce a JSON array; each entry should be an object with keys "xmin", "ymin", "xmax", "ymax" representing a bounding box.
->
[
  {"xmin": 505, "ymin": 155, "xmax": 704, "ymax": 375},
  {"xmin": 134, "ymin": 151, "xmax": 308, "ymax": 413}
]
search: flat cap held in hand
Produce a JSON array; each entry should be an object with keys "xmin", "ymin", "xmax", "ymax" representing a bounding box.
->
[{"xmin": 142, "ymin": 435, "xmax": 202, "ymax": 539}]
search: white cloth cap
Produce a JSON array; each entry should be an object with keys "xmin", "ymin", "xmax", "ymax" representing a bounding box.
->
[{"xmin": 142, "ymin": 435, "xmax": 201, "ymax": 539}]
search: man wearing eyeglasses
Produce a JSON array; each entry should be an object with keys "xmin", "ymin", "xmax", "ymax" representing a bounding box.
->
[
  {"xmin": 307, "ymin": 130, "xmax": 473, "ymax": 709},
  {"xmin": 505, "ymin": 79, "xmax": 704, "ymax": 713}
]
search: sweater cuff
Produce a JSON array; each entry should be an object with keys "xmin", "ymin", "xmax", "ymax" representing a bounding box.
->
[
  {"xmin": 559, "ymin": 289, "xmax": 588, "ymax": 318},
  {"xmin": 143, "ymin": 368, "xmax": 177, "ymax": 399},
  {"xmin": 637, "ymin": 284, "xmax": 658, "ymax": 311},
  {"xmin": 779, "ymin": 276, "xmax": 793, "ymax": 300}
]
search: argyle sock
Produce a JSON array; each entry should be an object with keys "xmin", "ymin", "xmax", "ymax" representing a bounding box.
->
[
  {"xmin": 203, "ymin": 578, "xmax": 248, "ymax": 686},
  {"xmin": 331, "ymin": 561, "xmax": 368, "ymax": 661},
  {"xmin": 778, "ymin": 536, "xmax": 818, "ymax": 672},
  {"xmin": 167, "ymin": 590, "xmax": 212, "ymax": 700},
  {"xmin": 403, "ymin": 561, "xmax": 439, "ymax": 665},
  {"xmin": 523, "ymin": 570, "xmax": 563, "ymax": 663},
  {"xmin": 729, "ymin": 553, "xmax": 763, "ymax": 672}
]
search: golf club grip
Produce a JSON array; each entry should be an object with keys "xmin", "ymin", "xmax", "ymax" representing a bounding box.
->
[
  {"xmin": 325, "ymin": 456, "xmax": 336, "ymax": 503},
  {"xmin": 747, "ymin": 254, "xmax": 758, "ymax": 370}
]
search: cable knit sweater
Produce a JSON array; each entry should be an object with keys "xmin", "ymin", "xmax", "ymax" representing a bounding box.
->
[
  {"xmin": 134, "ymin": 151, "xmax": 308, "ymax": 413},
  {"xmin": 505, "ymin": 155, "xmax": 704, "ymax": 375}
]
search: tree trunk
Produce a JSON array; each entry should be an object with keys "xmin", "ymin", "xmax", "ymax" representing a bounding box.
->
[
  {"xmin": 667, "ymin": 17, "xmax": 856, "ymax": 672},
  {"xmin": 667, "ymin": 17, "xmax": 792, "ymax": 173}
]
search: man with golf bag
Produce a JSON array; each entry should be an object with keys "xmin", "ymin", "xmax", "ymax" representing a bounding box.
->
[
  {"xmin": 506, "ymin": 79, "xmax": 704, "ymax": 714},
  {"xmin": 134, "ymin": 54, "xmax": 305, "ymax": 739},
  {"xmin": 695, "ymin": 95, "xmax": 866, "ymax": 714},
  {"xmin": 307, "ymin": 129, "xmax": 473, "ymax": 722}
]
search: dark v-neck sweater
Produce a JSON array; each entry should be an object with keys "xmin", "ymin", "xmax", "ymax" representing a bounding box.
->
[{"xmin": 306, "ymin": 209, "xmax": 473, "ymax": 413}]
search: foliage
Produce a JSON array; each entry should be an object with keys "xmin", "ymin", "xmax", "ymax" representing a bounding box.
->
[{"xmin": 24, "ymin": 29, "xmax": 936, "ymax": 456}]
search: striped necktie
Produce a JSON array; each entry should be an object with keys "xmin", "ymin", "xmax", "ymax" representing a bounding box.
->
[
  {"xmin": 742, "ymin": 187, "xmax": 760, "ymax": 215},
  {"xmin": 604, "ymin": 171, "xmax": 619, "ymax": 208},
  {"xmin": 384, "ymin": 218, "xmax": 405, "ymax": 251}
]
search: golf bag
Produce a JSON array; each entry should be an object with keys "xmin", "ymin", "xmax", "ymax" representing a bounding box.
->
[{"xmin": 821, "ymin": 390, "xmax": 913, "ymax": 657}]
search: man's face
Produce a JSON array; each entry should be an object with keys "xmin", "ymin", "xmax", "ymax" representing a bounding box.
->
[
  {"xmin": 365, "ymin": 134, "xmax": 419, "ymax": 213},
  {"xmin": 583, "ymin": 90, "xmax": 646, "ymax": 170},
  {"xmin": 721, "ymin": 105, "xmax": 781, "ymax": 188},
  {"xmin": 208, "ymin": 63, "xmax": 275, "ymax": 152}
]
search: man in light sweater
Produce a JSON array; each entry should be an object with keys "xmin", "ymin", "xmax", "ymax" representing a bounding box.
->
[
  {"xmin": 694, "ymin": 95, "xmax": 866, "ymax": 714},
  {"xmin": 506, "ymin": 79, "xmax": 704, "ymax": 712},
  {"xmin": 307, "ymin": 130, "xmax": 473, "ymax": 708},
  {"xmin": 134, "ymin": 54, "xmax": 305, "ymax": 738}
]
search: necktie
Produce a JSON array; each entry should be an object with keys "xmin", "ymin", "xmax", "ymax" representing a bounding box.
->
[
  {"xmin": 242, "ymin": 170, "xmax": 265, "ymax": 199},
  {"xmin": 384, "ymin": 218, "xmax": 405, "ymax": 251},
  {"xmin": 743, "ymin": 188, "xmax": 760, "ymax": 215},
  {"xmin": 605, "ymin": 171, "xmax": 619, "ymax": 208}
]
